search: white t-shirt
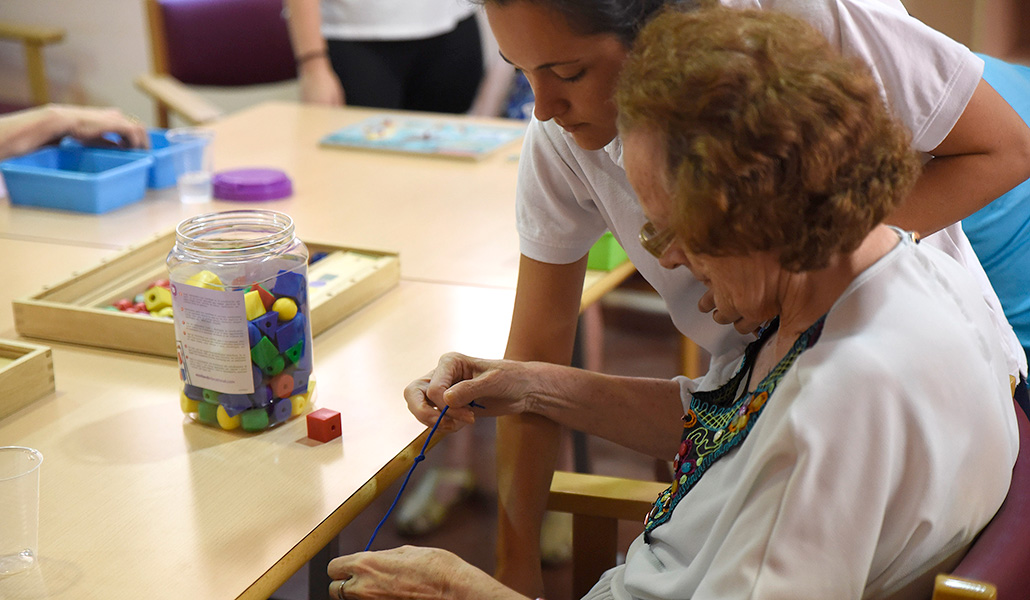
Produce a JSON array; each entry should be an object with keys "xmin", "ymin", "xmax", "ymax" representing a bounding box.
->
[
  {"xmin": 320, "ymin": 0, "xmax": 476, "ymax": 40},
  {"xmin": 584, "ymin": 234, "xmax": 1019, "ymax": 600},
  {"xmin": 515, "ymin": 0, "xmax": 1028, "ymax": 376}
]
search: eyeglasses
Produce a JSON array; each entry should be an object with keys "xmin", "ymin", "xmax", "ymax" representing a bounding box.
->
[{"xmin": 639, "ymin": 220, "xmax": 676, "ymax": 259}]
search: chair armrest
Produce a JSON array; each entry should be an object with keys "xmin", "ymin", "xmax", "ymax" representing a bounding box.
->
[
  {"xmin": 548, "ymin": 471, "xmax": 666, "ymax": 598},
  {"xmin": 932, "ymin": 574, "xmax": 997, "ymax": 600},
  {"xmin": 134, "ymin": 73, "xmax": 223, "ymax": 126},
  {"xmin": 0, "ymin": 21, "xmax": 65, "ymax": 45},
  {"xmin": 548, "ymin": 470, "xmax": 666, "ymax": 519},
  {"xmin": 0, "ymin": 20, "xmax": 66, "ymax": 106}
]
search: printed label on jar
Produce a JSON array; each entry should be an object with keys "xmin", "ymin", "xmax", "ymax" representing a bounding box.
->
[{"xmin": 171, "ymin": 283, "xmax": 255, "ymax": 394}]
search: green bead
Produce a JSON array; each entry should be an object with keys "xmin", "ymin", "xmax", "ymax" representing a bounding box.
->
[
  {"xmin": 202, "ymin": 389, "xmax": 220, "ymax": 404},
  {"xmin": 241, "ymin": 408, "xmax": 270, "ymax": 432},
  {"xmin": 250, "ymin": 337, "xmax": 279, "ymax": 369},
  {"xmin": 197, "ymin": 401, "xmax": 218, "ymax": 424},
  {"xmin": 262, "ymin": 355, "xmax": 286, "ymax": 377},
  {"xmin": 284, "ymin": 340, "xmax": 305, "ymax": 364}
]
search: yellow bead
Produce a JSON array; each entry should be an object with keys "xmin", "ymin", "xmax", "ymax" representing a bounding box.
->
[
  {"xmin": 216, "ymin": 405, "xmax": 241, "ymax": 430},
  {"xmin": 180, "ymin": 391, "xmax": 199, "ymax": 414},
  {"xmin": 155, "ymin": 306, "xmax": 174, "ymax": 318},
  {"xmin": 272, "ymin": 297, "xmax": 298, "ymax": 321},
  {"xmin": 244, "ymin": 290, "xmax": 267, "ymax": 320},
  {"xmin": 184, "ymin": 270, "xmax": 223, "ymax": 290},
  {"xmin": 290, "ymin": 393, "xmax": 308, "ymax": 416},
  {"xmin": 144, "ymin": 285, "xmax": 173, "ymax": 312}
]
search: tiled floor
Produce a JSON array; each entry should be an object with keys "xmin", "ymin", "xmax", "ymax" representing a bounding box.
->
[{"xmin": 274, "ymin": 278, "xmax": 685, "ymax": 600}]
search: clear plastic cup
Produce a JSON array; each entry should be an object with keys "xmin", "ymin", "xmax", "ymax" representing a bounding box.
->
[
  {"xmin": 167, "ymin": 128, "xmax": 215, "ymax": 204},
  {"xmin": 0, "ymin": 447, "xmax": 43, "ymax": 576}
]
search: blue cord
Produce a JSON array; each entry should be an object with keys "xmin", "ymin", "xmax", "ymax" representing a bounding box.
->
[{"xmin": 364, "ymin": 405, "xmax": 451, "ymax": 551}]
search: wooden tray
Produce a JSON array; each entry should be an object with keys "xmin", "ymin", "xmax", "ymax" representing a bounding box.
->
[
  {"xmin": 0, "ymin": 339, "xmax": 55, "ymax": 420},
  {"xmin": 13, "ymin": 231, "xmax": 400, "ymax": 358}
]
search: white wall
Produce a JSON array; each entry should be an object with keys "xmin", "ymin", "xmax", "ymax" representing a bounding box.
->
[{"xmin": 0, "ymin": 0, "xmax": 298, "ymax": 127}]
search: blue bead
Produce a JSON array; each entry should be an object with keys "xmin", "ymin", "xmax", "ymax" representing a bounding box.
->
[
  {"xmin": 271, "ymin": 398, "xmax": 293, "ymax": 423},
  {"xmin": 271, "ymin": 270, "xmax": 306, "ymax": 302},
  {"xmin": 248, "ymin": 322, "xmax": 262, "ymax": 347},
  {"xmin": 276, "ymin": 313, "xmax": 305, "ymax": 353}
]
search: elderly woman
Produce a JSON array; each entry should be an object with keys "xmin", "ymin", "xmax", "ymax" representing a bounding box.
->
[{"xmin": 329, "ymin": 8, "xmax": 1018, "ymax": 600}]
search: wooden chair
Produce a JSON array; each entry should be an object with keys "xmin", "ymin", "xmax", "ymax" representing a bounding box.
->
[
  {"xmin": 0, "ymin": 20, "xmax": 66, "ymax": 114},
  {"xmin": 135, "ymin": 0, "xmax": 296, "ymax": 127},
  {"xmin": 548, "ymin": 395, "xmax": 1030, "ymax": 599}
]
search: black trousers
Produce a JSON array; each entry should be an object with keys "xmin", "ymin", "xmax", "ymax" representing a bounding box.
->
[{"xmin": 327, "ymin": 15, "xmax": 483, "ymax": 114}]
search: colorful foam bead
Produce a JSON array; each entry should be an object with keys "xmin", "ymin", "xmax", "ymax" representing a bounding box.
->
[
  {"xmin": 180, "ymin": 391, "xmax": 199, "ymax": 414},
  {"xmin": 154, "ymin": 306, "xmax": 174, "ymax": 318},
  {"xmin": 252, "ymin": 311, "xmax": 279, "ymax": 338},
  {"xmin": 270, "ymin": 373, "xmax": 295, "ymax": 399},
  {"xmin": 184, "ymin": 384, "xmax": 204, "ymax": 401},
  {"xmin": 261, "ymin": 355, "xmax": 286, "ymax": 377},
  {"xmin": 216, "ymin": 405, "xmax": 242, "ymax": 430},
  {"xmin": 144, "ymin": 285, "xmax": 172, "ymax": 312},
  {"xmin": 248, "ymin": 322, "xmax": 262, "ymax": 347},
  {"xmin": 254, "ymin": 285, "xmax": 276, "ymax": 310},
  {"xmin": 248, "ymin": 385, "xmax": 273, "ymax": 408},
  {"xmin": 290, "ymin": 369, "xmax": 311, "ymax": 395},
  {"xmin": 306, "ymin": 408, "xmax": 341, "ymax": 443},
  {"xmin": 244, "ymin": 290, "xmax": 267, "ymax": 320},
  {"xmin": 271, "ymin": 398, "xmax": 293, "ymax": 423},
  {"xmin": 241, "ymin": 408, "xmax": 270, "ymax": 432},
  {"xmin": 290, "ymin": 393, "xmax": 308, "ymax": 417},
  {"xmin": 219, "ymin": 393, "xmax": 251, "ymax": 416},
  {"xmin": 197, "ymin": 401, "xmax": 218, "ymax": 424},
  {"xmin": 250, "ymin": 337, "xmax": 279, "ymax": 370},
  {"xmin": 271, "ymin": 270, "xmax": 306, "ymax": 302},
  {"xmin": 284, "ymin": 340, "xmax": 305, "ymax": 365},
  {"xmin": 185, "ymin": 270, "xmax": 223, "ymax": 290},
  {"xmin": 272, "ymin": 297, "xmax": 297, "ymax": 321},
  {"xmin": 252, "ymin": 364, "xmax": 264, "ymax": 389},
  {"xmin": 276, "ymin": 314, "xmax": 305, "ymax": 353},
  {"xmin": 202, "ymin": 389, "xmax": 220, "ymax": 404}
]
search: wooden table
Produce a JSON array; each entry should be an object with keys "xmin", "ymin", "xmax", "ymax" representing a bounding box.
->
[
  {"xmin": 0, "ymin": 102, "xmax": 638, "ymax": 599},
  {"xmin": 0, "ymin": 280, "xmax": 515, "ymax": 600}
]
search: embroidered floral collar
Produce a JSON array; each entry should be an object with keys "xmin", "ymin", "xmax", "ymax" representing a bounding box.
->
[{"xmin": 644, "ymin": 315, "xmax": 826, "ymax": 542}]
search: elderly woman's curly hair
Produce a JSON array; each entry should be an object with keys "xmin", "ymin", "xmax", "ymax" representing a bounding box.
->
[{"xmin": 616, "ymin": 7, "xmax": 921, "ymax": 271}]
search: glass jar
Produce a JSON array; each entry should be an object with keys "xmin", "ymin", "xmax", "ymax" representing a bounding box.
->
[{"xmin": 168, "ymin": 210, "xmax": 315, "ymax": 432}]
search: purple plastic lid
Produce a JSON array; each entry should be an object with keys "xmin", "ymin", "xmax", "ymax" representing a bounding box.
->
[{"xmin": 212, "ymin": 168, "xmax": 293, "ymax": 201}]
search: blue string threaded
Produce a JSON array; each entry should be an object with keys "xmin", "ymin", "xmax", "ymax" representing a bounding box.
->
[{"xmin": 364, "ymin": 405, "xmax": 450, "ymax": 551}]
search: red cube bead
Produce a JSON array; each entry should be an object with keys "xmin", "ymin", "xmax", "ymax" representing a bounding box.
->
[{"xmin": 306, "ymin": 408, "xmax": 341, "ymax": 443}]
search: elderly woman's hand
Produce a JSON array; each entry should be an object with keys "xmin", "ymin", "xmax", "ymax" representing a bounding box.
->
[
  {"xmin": 328, "ymin": 546, "xmax": 528, "ymax": 600},
  {"xmin": 403, "ymin": 352, "xmax": 544, "ymax": 428}
]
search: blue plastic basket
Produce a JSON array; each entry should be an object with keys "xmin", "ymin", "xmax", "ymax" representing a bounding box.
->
[
  {"xmin": 0, "ymin": 146, "xmax": 153, "ymax": 214},
  {"xmin": 60, "ymin": 129, "xmax": 206, "ymax": 190}
]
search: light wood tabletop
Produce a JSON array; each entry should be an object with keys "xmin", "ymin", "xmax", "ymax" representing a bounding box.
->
[
  {"xmin": 0, "ymin": 238, "xmax": 115, "ymax": 335},
  {"xmin": 0, "ymin": 102, "xmax": 524, "ymax": 290},
  {"xmin": 0, "ymin": 279, "xmax": 514, "ymax": 600}
]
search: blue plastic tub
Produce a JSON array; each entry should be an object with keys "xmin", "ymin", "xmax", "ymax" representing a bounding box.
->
[
  {"xmin": 0, "ymin": 146, "xmax": 153, "ymax": 214},
  {"xmin": 60, "ymin": 129, "xmax": 207, "ymax": 190}
]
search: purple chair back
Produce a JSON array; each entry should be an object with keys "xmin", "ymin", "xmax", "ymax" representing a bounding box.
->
[
  {"xmin": 951, "ymin": 397, "xmax": 1030, "ymax": 599},
  {"xmin": 157, "ymin": 0, "xmax": 296, "ymax": 86}
]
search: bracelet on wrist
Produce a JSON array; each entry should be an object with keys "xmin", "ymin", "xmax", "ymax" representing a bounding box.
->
[{"xmin": 295, "ymin": 49, "xmax": 328, "ymax": 66}]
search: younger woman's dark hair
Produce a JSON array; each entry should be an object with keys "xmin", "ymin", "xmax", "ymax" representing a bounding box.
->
[{"xmin": 474, "ymin": 0, "xmax": 707, "ymax": 44}]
